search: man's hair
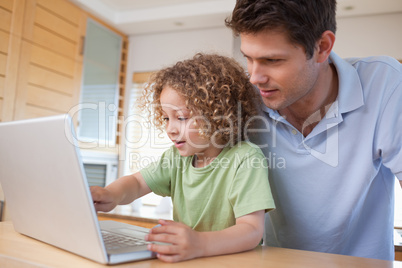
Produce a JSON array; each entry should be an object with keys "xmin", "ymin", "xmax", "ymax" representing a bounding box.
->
[
  {"xmin": 225, "ymin": 0, "xmax": 337, "ymax": 59},
  {"xmin": 140, "ymin": 53, "xmax": 260, "ymax": 146}
]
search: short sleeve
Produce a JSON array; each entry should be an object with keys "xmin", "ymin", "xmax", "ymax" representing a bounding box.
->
[
  {"xmin": 140, "ymin": 146, "xmax": 177, "ymax": 196},
  {"xmin": 376, "ymin": 79, "xmax": 402, "ymax": 179}
]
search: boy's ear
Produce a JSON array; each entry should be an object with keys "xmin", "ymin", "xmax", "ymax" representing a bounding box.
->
[{"xmin": 316, "ymin": 30, "xmax": 335, "ymax": 63}]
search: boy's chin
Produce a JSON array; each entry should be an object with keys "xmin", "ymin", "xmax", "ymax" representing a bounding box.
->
[{"xmin": 177, "ymin": 151, "xmax": 192, "ymax": 157}]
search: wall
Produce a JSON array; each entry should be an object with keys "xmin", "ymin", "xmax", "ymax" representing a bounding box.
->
[
  {"xmin": 334, "ymin": 12, "xmax": 402, "ymax": 58},
  {"xmin": 128, "ymin": 27, "xmax": 234, "ymax": 73},
  {"xmin": 126, "ymin": 11, "xmax": 402, "ymax": 80}
]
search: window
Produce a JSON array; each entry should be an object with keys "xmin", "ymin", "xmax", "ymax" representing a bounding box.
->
[
  {"xmin": 77, "ymin": 19, "xmax": 122, "ymax": 147},
  {"xmin": 81, "ymin": 150, "xmax": 119, "ymax": 187},
  {"xmin": 124, "ymin": 80, "xmax": 172, "ymax": 206}
]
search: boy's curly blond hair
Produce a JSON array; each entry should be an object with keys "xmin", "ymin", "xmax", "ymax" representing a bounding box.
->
[{"xmin": 140, "ymin": 53, "xmax": 260, "ymax": 146}]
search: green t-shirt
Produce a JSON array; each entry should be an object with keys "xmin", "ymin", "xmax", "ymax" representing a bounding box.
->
[{"xmin": 140, "ymin": 141, "xmax": 275, "ymax": 232}]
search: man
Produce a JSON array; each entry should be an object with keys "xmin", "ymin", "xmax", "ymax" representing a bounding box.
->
[{"xmin": 226, "ymin": 0, "xmax": 402, "ymax": 261}]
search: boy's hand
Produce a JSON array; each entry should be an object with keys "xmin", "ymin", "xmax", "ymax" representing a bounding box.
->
[
  {"xmin": 145, "ymin": 220, "xmax": 204, "ymax": 262},
  {"xmin": 90, "ymin": 186, "xmax": 117, "ymax": 212}
]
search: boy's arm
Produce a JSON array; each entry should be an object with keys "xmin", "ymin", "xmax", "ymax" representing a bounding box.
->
[
  {"xmin": 91, "ymin": 172, "xmax": 151, "ymax": 212},
  {"xmin": 146, "ymin": 210, "xmax": 265, "ymax": 263}
]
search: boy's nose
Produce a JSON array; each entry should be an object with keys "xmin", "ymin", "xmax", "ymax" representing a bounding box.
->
[{"xmin": 166, "ymin": 122, "xmax": 178, "ymax": 135}]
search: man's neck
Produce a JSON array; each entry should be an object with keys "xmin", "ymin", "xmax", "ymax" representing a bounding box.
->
[{"xmin": 279, "ymin": 63, "xmax": 338, "ymax": 137}]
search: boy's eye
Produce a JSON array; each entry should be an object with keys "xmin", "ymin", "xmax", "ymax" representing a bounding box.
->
[
  {"xmin": 162, "ymin": 117, "xmax": 169, "ymax": 122},
  {"xmin": 178, "ymin": 117, "xmax": 187, "ymax": 121}
]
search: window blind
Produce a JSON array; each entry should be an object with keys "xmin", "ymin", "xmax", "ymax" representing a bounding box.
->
[
  {"xmin": 79, "ymin": 84, "xmax": 119, "ymax": 145},
  {"xmin": 77, "ymin": 19, "xmax": 122, "ymax": 147},
  {"xmin": 124, "ymin": 82, "xmax": 172, "ymax": 205},
  {"xmin": 83, "ymin": 163, "xmax": 107, "ymax": 187}
]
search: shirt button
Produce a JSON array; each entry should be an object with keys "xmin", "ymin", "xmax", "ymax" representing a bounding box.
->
[{"xmin": 291, "ymin": 129, "xmax": 297, "ymax": 135}]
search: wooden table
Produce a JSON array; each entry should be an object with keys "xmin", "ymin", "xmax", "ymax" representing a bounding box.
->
[{"xmin": 0, "ymin": 221, "xmax": 401, "ymax": 268}]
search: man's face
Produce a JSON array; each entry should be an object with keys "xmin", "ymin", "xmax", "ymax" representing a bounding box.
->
[{"xmin": 240, "ymin": 30, "xmax": 321, "ymax": 112}]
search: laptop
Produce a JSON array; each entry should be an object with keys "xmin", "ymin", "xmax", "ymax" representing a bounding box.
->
[{"xmin": 0, "ymin": 114, "xmax": 157, "ymax": 264}]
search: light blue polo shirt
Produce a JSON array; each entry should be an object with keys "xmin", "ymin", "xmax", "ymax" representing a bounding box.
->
[{"xmin": 250, "ymin": 52, "xmax": 402, "ymax": 261}]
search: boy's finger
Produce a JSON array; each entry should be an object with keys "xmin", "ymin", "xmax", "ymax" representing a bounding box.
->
[
  {"xmin": 149, "ymin": 225, "xmax": 178, "ymax": 235},
  {"xmin": 159, "ymin": 219, "xmax": 175, "ymax": 225},
  {"xmin": 146, "ymin": 233, "xmax": 176, "ymax": 244},
  {"xmin": 156, "ymin": 253, "xmax": 181, "ymax": 263},
  {"xmin": 147, "ymin": 243, "xmax": 179, "ymax": 255}
]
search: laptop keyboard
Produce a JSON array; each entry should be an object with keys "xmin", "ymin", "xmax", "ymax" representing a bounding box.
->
[{"xmin": 101, "ymin": 230, "xmax": 150, "ymax": 250}]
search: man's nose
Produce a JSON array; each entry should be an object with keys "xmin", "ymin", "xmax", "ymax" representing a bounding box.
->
[{"xmin": 249, "ymin": 64, "xmax": 268, "ymax": 85}]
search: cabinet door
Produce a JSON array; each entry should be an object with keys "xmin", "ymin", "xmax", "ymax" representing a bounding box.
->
[
  {"xmin": 12, "ymin": 0, "xmax": 86, "ymax": 120},
  {"xmin": 0, "ymin": 0, "xmax": 86, "ymax": 122},
  {"xmin": 0, "ymin": 0, "xmax": 25, "ymax": 122}
]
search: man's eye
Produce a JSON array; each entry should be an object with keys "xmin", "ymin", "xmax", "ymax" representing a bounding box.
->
[
  {"xmin": 267, "ymin": 59, "xmax": 281, "ymax": 63},
  {"xmin": 244, "ymin": 56, "xmax": 252, "ymax": 62}
]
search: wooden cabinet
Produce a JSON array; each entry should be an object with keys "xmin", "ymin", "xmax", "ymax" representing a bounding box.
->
[
  {"xmin": 0, "ymin": 0, "xmax": 85, "ymax": 121},
  {"xmin": 0, "ymin": 0, "xmax": 84, "ymax": 221},
  {"xmin": 0, "ymin": 0, "xmax": 127, "ymax": 124},
  {"xmin": 0, "ymin": 0, "xmax": 23, "ymax": 122},
  {"xmin": 0, "ymin": 0, "xmax": 127, "ymax": 222},
  {"xmin": 396, "ymin": 250, "xmax": 402, "ymax": 261}
]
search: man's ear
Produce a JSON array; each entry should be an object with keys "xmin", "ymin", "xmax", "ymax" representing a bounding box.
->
[{"xmin": 316, "ymin": 30, "xmax": 336, "ymax": 63}]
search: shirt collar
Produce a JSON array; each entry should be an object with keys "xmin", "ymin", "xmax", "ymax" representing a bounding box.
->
[{"xmin": 329, "ymin": 52, "xmax": 364, "ymax": 114}]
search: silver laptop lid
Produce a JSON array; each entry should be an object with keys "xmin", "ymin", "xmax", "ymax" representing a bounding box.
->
[{"xmin": 0, "ymin": 115, "xmax": 108, "ymax": 263}]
